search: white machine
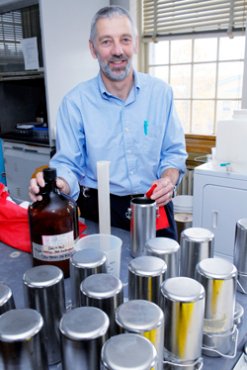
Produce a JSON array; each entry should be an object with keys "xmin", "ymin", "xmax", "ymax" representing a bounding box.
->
[{"xmin": 193, "ymin": 161, "xmax": 247, "ymax": 262}]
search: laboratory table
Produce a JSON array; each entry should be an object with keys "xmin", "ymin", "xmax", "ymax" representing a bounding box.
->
[{"xmin": 0, "ymin": 220, "xmax": 247, "ymax": 370}]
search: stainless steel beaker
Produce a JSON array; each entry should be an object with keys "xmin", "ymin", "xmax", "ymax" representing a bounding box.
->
[
  {"xmin": 0, "ymin": 282, "xmax": 15, "ymax": 314},
  {"xmin": 23, "ymin": 265, "xmax": 65, "ymax": 365},
  {"xmin": 195, "ymin": 257, "xmax": 237, "ymax": 357},
  {"xmin": 145, "ymin": 237, "xmax": 180, "ymax": 278},
  {"xmin": 180, "ymin": 227, "xmax": 214, "ymax": 278},
  {"xmin": 70, "ymin": 248, "xmax": 107, "ymax": 307},
  {"xmin": 160, "ymin": 276, "xmax": 205, "ymax": 364},
  {"xmin": 80, "ymin": 273, "xmax": 123, "ymax": 336},
  {"xmin": 0, "ymin": 308, "xmax": 48, "ymax": 370},
  {"xmin": 115, "ymin": 299, "xmax": 164, "ymax": 370},
  {"xmin": 233, "ymin": 218, "xmax": 247, "ymax": 294},
  {"xmin": 101, "ymin": 333, "xmax": 158, "ymax": 369},
  {"xmin": 127, "ymin": 197, "xmax": 157, "ymax": 257},
  {"xmin": 59, "ymin": 306, "xmax": 109, "ymax": 370},
  {"xmin": 128, "ymin": 255, "xmax": 167, "ymax": 304}
]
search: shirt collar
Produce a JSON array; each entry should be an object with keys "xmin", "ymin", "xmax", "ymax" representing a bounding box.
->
[{"xmin": 97, "ymin": 70, "xmax": 140, "ymax": 100}]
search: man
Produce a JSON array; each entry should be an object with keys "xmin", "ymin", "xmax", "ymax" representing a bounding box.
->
[{"xmin": 29, "ymin": 6, "xmax": 187, "ymax": 240}]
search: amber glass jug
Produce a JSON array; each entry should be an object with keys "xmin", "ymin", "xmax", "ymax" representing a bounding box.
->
[{"xmin": 28, "ymin": 167, "xmax": 79, "ymax": 278}]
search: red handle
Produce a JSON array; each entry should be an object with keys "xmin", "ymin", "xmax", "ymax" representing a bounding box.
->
[{"xmin": 145, "ymin": 183, "xmax": 157, "ymax": 198}]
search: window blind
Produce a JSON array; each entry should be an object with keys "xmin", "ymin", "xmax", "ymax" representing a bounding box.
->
[
  {"xmin": 0, "ymin": 4, "xmax": 42, "ymax": 72},
  {"xmin": 142, "ymin": 0, "xmax": 247, "ymax": 40}
]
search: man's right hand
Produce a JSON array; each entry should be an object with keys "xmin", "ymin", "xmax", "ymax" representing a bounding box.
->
[{"xmin": 29, "ymin": 171, "xmax": 70, "ymax": 202}]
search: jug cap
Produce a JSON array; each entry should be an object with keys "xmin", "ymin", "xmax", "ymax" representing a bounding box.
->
[
  {"xmin": 237, "ymin": 218, "xmax": 247, "ymax": 230},
  {"xmin": 116, "ymin": 299, "xmax": 164, "ymax": 331},
  {"xmin": 161, "ymin": 276, "xmax": 205, "ymax": 302},
  {"xmin": 59, "ymin": 306, "xmax": 109, "ymax": 340},
  {"xmin": 196, "ymin": 257, "xmax": 237, "ymax": 280},
  {"xmin": 128, "ymin": 256, "xmax": 167, "ymax": 277},
  {"xmin": 145, "ymin": 237, "xmax": 180, "ymax": 254},
  {"xmin": 80, "ymin": 273, "xmax": 122, "ymax": 299},
  {"xmin": 182, "ymin": 227, "xmax": 214, "ymax": 242}
]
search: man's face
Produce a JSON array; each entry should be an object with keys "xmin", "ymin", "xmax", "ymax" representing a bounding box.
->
[{"xmin": 90, "ymin": 15, "xmax": 137, "ymax": 81}]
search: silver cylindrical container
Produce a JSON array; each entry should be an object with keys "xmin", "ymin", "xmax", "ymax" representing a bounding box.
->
[
  {"xmin": 70, "ymin": 248, "xmax": 107, "ymax": 307},
  {"xmin": 0, "ymin": 283, "xmax": 15, "ymax": 314},
  {"xmin": 233, "ymin": 218, "xmax": 247, "ymax": 293},
  {"xmin": 180, "ymin": 227, "xmax": 214, "ymax": 278},
  {"xmin": 23, "ymin": 265, "xmax": 65, "ymax": 365},
  {"xmin": 195, "ymin": 257, "xmax": 237, "ymax": 357},
  {"xmin": 115, "ymin": 299, "xmax": 164, "ymax": 370},
  {"xmin": 101, "ymin": 333, "xmax": 158, "ymax": 369},
  {"xmin": 59, "ymin": 306, "xmax": 109, "ymax": 370},
  {"xmin": 128, "ymin": 255, "xmax": 166, "ymax": 304},
  {"xmin": 0, "ymin": 308, "xmax": 48, "ymax": 370},
  {"xmin": 128, "ymin": 197, "xmax": 156, "ymax": 257},
  {"xmin": 80, "ymin": 273, "xmax": 123, "ymax": 336},
  {"xmin": 145, "ymin": 237, "xmax": 180, "ymax": 278},
  {"xmin": 160, "ymin": 277, "xmax": 205, "ymax": 364}
]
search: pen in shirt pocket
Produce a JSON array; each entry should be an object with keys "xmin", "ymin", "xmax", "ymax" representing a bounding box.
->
[{"xmin": 144, "ymin": 120, "xmax": 149, "ymax": 136}]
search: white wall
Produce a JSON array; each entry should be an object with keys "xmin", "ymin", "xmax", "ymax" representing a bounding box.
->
[
  {"xmin": 39, "ymin": 0, "xmax": 109, "ymax": 144},
  {"xmin": 242, "ymin": 18, "xmax": 247, "ymax": 108}
]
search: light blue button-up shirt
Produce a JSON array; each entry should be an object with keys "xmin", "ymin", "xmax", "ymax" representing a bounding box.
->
[{"xmin": 50, "ymin": 71, "xmax": 187, "ymax": 200}]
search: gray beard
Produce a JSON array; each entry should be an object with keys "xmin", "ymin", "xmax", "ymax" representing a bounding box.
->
[{"xmin": 98, "ymin": 59, "xmax": 132, "ymax": 81}]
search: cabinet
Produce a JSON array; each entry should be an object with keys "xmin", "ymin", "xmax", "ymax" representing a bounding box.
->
[
  {"xmin": 1, "ymin": 0, "xmax": 109, "ymax": 201},
  {"xmin": 193, "ymin": 162, "xmax": 247, "ymax": 261}
]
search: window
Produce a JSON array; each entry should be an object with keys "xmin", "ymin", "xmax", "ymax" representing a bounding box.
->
[
  {"xmin": 140, "ymin": 0, "xmax": 247, "ymax": 135},
  {"xmin": 0, "ymin": 4, "xmax": 42, "ymax": 73},
  {"xmin": 148, "ymin": 35, "xmax": 245, "ymax": 134},
  {"xmin": 0, "ymin": 10, "xmax": 23, "ymax": 68}
]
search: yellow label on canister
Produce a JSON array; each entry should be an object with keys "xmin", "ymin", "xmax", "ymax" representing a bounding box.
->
[{"xmin": 176, "ymin": 301, "xmax": 195, "ymax": 358}]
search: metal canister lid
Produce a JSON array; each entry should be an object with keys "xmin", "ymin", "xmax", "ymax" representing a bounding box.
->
[
  {"xmin": 23, "ymin": 265, "xmax": 63, "ymax": 288},
  {"xmin": 101, "ymin": 333, "xmax": 157, "ymax": 369},
  {"xmin": 59, "ymin": 306, "xmax": 109, "ymax": 341},
  {"xmin": 237, "ymin": 218, "xmax": 247, "ymax": 230},
  {"xmin": 181, "ymin": 227, "xmax": 214, "ymax": 242},
  {"xmin": 0, "ymin": 308, "xmax": 43, "ymax": 342},
  {"xmin": 145, "ymin": 237, "xmax": 180, "ymax": 255},
  {"xmin": 70, "ymin": 248, "xmax": 107, "ymax": 268},
  {"xmin": 196, "ymin": 257, "xmax": 237, "ymax": 280},
  {"xmin": 0, "ymin": 283, "xmax": 12, "ymax": 307},
  {"xmin": 128, "ymin": 256, "xmax": 167, "ymax": 277},
  {"xmin": 116, "ymin": 299, "xmax": 164, "ymax": 332},
  {"xmin": 161, "ymin": 277, "xmax": 205, "ymax": 302},
  {"xmin": 81, "ymin": 273, "xmax": 122, "ymax": 299}
]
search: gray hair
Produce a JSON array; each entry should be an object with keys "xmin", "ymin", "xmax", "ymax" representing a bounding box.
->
[{"xmin": 90, "ymin": 6, "xmax": 137, "ymax": 46}]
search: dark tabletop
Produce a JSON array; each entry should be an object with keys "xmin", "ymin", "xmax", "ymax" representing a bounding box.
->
[{"xmin": 0, "ymin": 220, "xmax": 246, "ymax": 370}]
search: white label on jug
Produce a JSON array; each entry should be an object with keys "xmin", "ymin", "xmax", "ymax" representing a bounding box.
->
[{"xmin": 33, "ymin": 231, "xmax": 74, "ymax": 261}]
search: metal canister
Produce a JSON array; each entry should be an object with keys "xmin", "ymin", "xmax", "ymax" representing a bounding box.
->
[
  {"xmin": 70, "ymin": 248, "xmax": 107, "ymax": 307},
  {"xmin": 59, "ymin": 306, "xmax": 109, "ymax": 370},
  {"xmin": 180, "ymin": 227, "xmax": 214, "ymax": 278},
  {"xmin": 145, "ymin": 237, "xmax": 180, "ymax": 278},
  {"xmin": 115, "ymin": 299, "xmax": 164, "ymax": 370},
  {"xmin": 0, "ymin": 283, "xmax": 15, "ymax": 314},
  {"xmin": 160, "ymin": 276, "xmax": 205, "ymax": 364},
  {"xmin": 233, "ymin": 218, "xmax": 247, "ymax": 293},
  {"xmin": 127, "ymin": 197, "xmax": 157, "ymax": 257},
  {"xmin": 23, "ymin": 265, "xmax": 65, "ymax": 365},
  {"xmin": 195, "ymin": 257, "xmax": 237, "ymax": 356},
  {"xmin": 0, "ymin": 308, "xmax": 48, "ymax": 370},
  {"xmin": 80, "ymin": 273, "xmax": 123, "ymax": 336},
  {"xmin": 128, "ymin": 255, "xmax": 166, "ymax": 304},
  {"xmin": 101, "ymin": 333, "xmax": 158, "ymax": 369}
]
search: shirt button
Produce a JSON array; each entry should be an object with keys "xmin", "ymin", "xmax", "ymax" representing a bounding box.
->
[{"xmin": 125, "ymin": 127, "xmax": 129, "ymax": 132}]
